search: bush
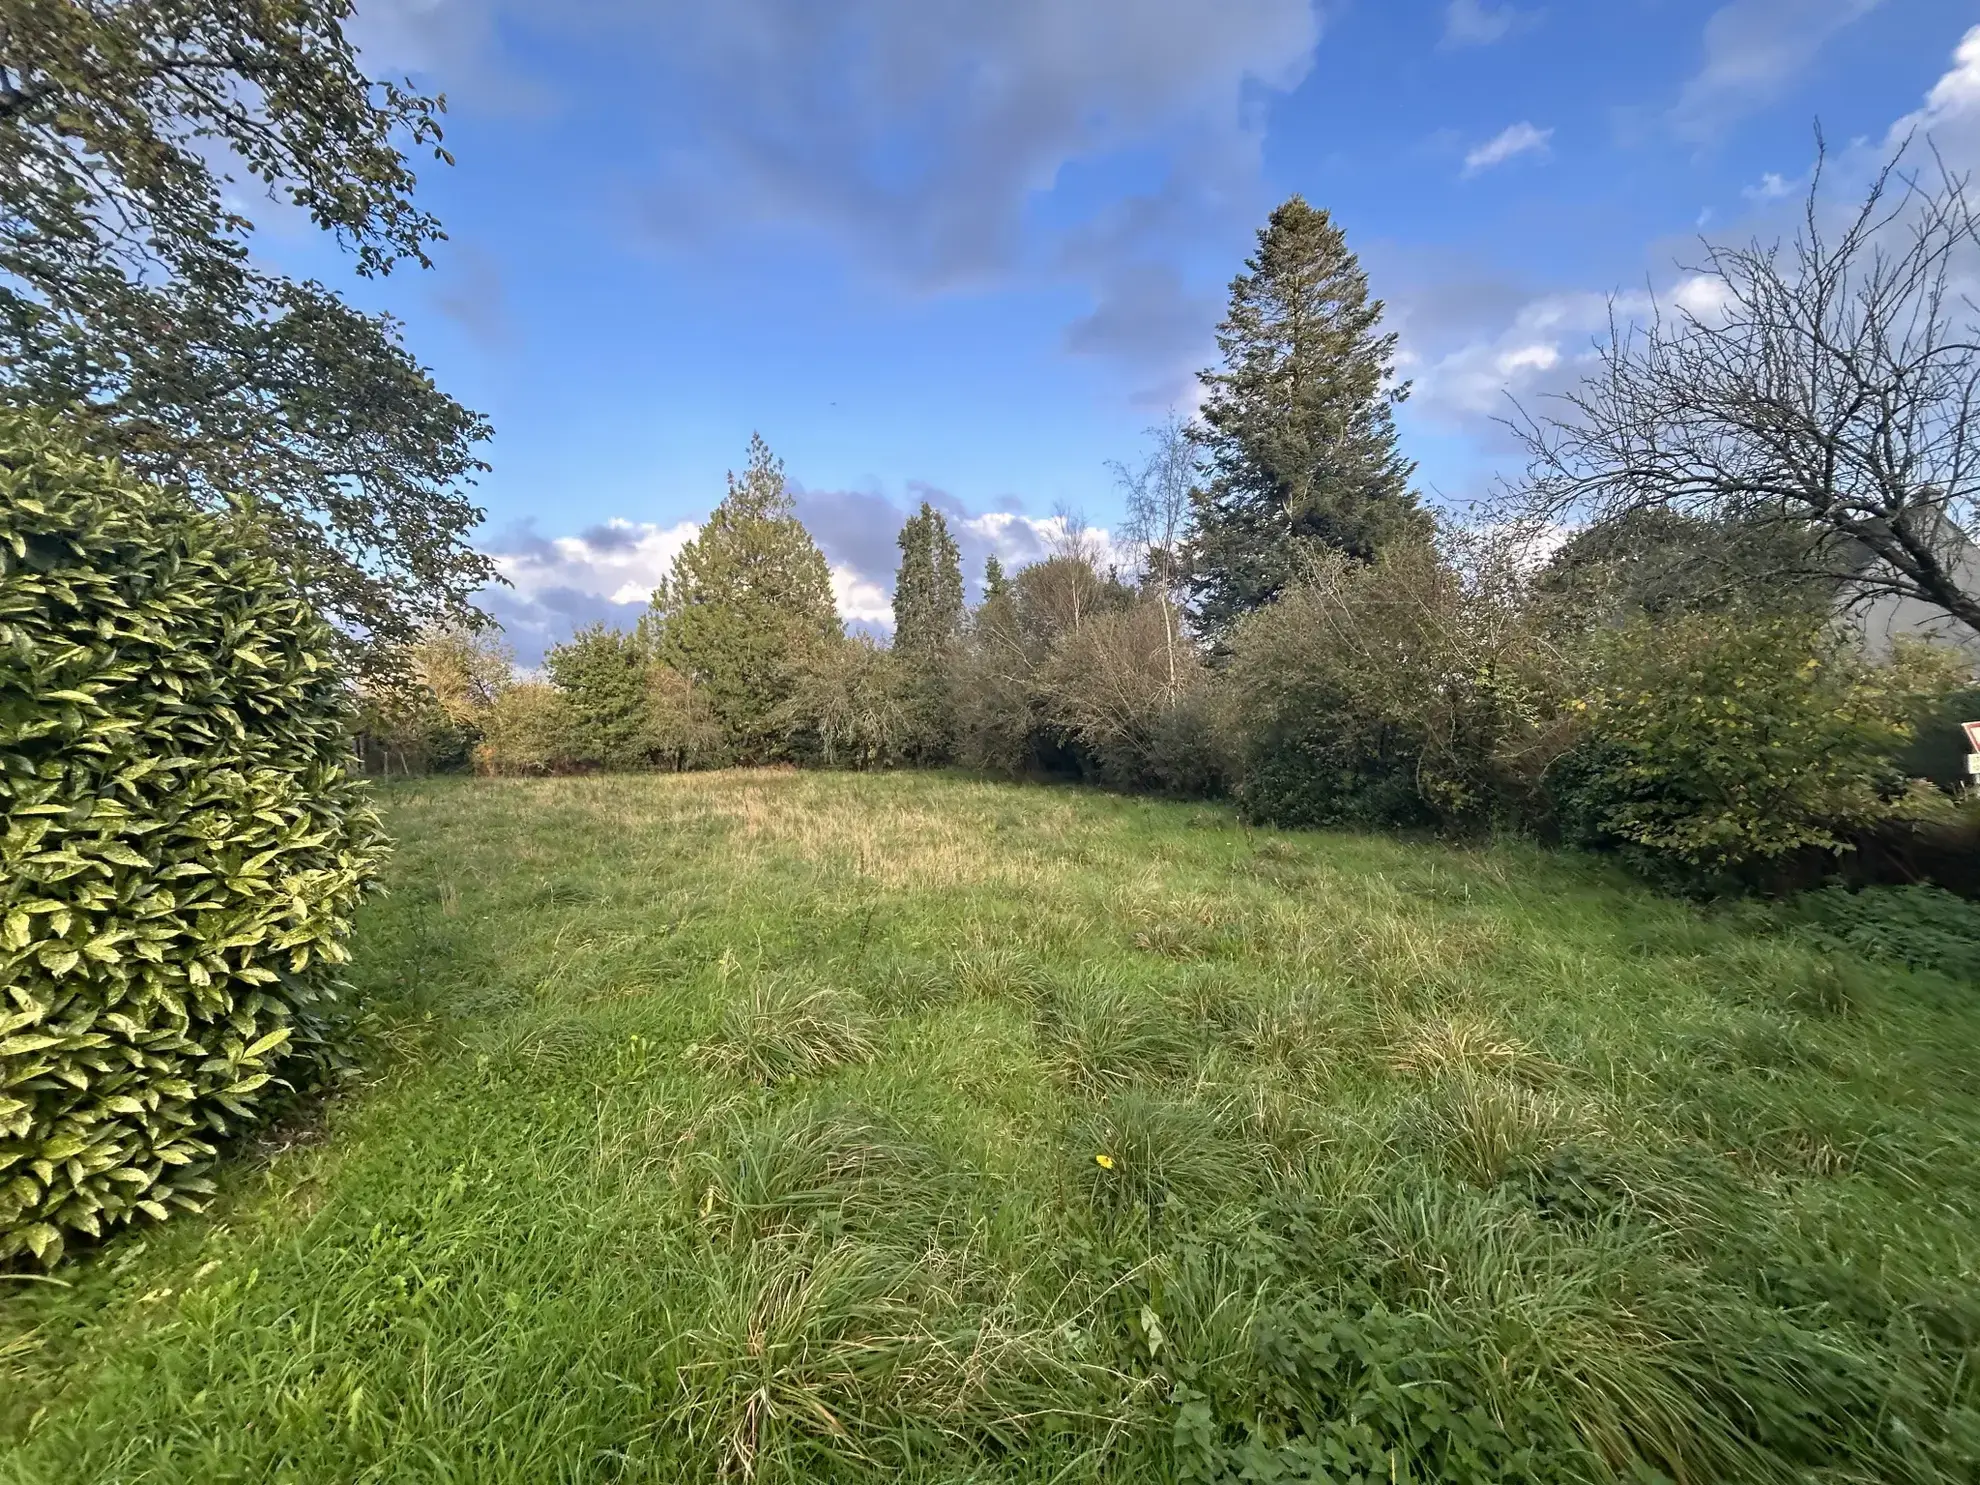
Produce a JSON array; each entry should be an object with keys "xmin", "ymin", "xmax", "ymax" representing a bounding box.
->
[
  {"xmin": 465, "ymin": 627, "xmax": 720, "ymax": 777},
  {"xmin": 1553, "ymin": 615, "xmax": 1964, "ymax": 882},
  {"xmin": 0, "ymin": 411, "xmax": 385, "ymax": 1264},
  {"xmin": 1226, "ymin": 543, "xmax": 1576, "ymax": 832},
  {"xmin": 474, "ymin": 682, "xmax": 575, "ymax": 776},
  {"xmin": 952, "ymin": 586, "xmax": 1037, "ymax": 776},
  {"xmin": 1786, "ymin": 884, "xmax": 1980, "ymax": 982},
  {"xmin": 1036, "ymin": 596, "xmax": 1224, "ymax": 793},
  {"xmin": 953, "ymin": 557, "xmax": 1211, "ymax": 789},
  {"xmin": 774, "ymin": 636, "xmax": 913, "ymax": 769}
]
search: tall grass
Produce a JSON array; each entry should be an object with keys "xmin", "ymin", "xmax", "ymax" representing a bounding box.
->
[{"xmin": 1, "ymin": 769, "xmax": 1976, "ymax": 1483}]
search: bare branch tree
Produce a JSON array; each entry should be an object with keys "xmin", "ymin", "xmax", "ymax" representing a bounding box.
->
[
  {"xmin": 1109, "ymin": 413, "xmax": 1198, "ymax": 695},
  {"xmin": 1044, "ymin": 501, "xmax": 1105, "ymax": 634},
  {"xmin": 1503, "ymin": 134, "xmax": 1980, "ymax": 639}
]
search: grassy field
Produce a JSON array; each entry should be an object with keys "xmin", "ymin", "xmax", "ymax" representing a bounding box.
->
[{"xmin": 2, "ymin": 769, "xmax": 1977, "ymax": 1483}]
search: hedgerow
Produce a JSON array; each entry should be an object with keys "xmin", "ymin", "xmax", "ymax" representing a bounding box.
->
[{"xmin": 0, "ymin": 411, "xmax": 385, "ymax": 1265}]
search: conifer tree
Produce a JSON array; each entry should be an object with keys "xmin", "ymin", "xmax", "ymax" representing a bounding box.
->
[
  {"xmin": 1187, "ymin": 197, "xmax": 1427, "ymax": 643},
  {"xmin": 545, "ymin": 624, "xmax": 659, "ymax": 769},
  {"xmin": 892, "ymin": 502, "xmax": 965, "ymax": 659},
  {"xmin": 647, "ymin": 434, "xmax": 840, "ymax": 760},
  {"xmin": 983, "ymin": 555, "xmax": 1010, "ymax": 602},
  {"xmin": 887, "ymin": 502, "xmax": 965, "ymax": 761}
]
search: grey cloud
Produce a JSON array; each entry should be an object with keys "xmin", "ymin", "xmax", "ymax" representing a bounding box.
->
[
  {"xmin": 348, "ymin": 0, "xmax": 558, "ymax": 113},
  {"xmin": 480, "ymin": 584, "xmax": 646, "ymax": 667},
  {"xmin": 633, "ymin": 0, "xmax": 1321, "ymax": 288},
  {"xmin": 369, "ymin": 0, "xmax": 1321, "ymax": 391},
  {"xmin": 1671, "ymin": 0, "xmax": 1883, "ymax": 143},
  {"xmin": 790, "ymin": 485, "xmax": 910, "ymax": 589},
  {"xmin": 1051, "ymin": 153, "xmax": 1263, "ymax": 396},
  {"xmin": 1063, "ymin": 262, "xmax": 1218, "ymax": 371},
  {"xmin": 792, "ymin": 482, "xmax": 1082, "ymax": 610},
  {"xmin": 485, "ymin": 518, "xmax": 559, "ymax": 563},
  {"xmin": 575, "ymin": 521, "xmax": 645, "ymax": 553},
  {"xmin": 908, "ymin": 479, "xmax": 1006, "ymax": 519}
]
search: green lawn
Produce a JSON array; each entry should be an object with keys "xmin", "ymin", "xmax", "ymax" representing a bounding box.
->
[{"xmin": 3, "ymin": 770, "xmax": 1977, "ymax": 1483}]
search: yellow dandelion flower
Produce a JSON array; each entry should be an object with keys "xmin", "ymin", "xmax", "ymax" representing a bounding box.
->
[{"xmin": 1094, "ymin": 1153, "xmax": 1115, "ymax": 1170}]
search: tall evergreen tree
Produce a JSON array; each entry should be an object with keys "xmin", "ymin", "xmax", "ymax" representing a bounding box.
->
[
  {"xmin": 891, "ymin": 502, "xmax": 965, "ymax": 659},
  {"xmin": 983, "ymin": 556, "xmax": 1010, "ymax": 602},
  {"xmin": 647, "ymin": 434, "xmax": 840, "ymax": 761},
  {"xmin": 1187, "ymin": 197, "xmax": 1426, "ymax": 643},
  {"xmin": 887, "ymin": 502, "xmax": 965, "ymax": 762}
]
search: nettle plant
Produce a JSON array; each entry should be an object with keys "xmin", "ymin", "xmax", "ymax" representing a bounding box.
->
[{"xmin": 0, "ymin": 412, "xmax": 385, "ymax": 1264}]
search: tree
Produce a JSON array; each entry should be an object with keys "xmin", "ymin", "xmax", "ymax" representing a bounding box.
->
[
  {"xmin": 0, "ymin": 0, "xmax": 494, "ymax": 668},
  {"xmin": 1507, "ymin": 141, "xmax": 1980, "ymax": 641},
  {"xmin": 647, "ymin": 434, "xmax": 841, "ymax": 761},
  {"xmin": 1224, "ymin": 542, "xmax": 1578, "ymax": 833},
  {"xmin": 354, "ymin": 625, "xmax": 512, "ymax": 775},
  {"xmin": 1534, "ymin": 508, "xmax": 1831, "ymax": 628},
  {"xmin": 544, "ymin": 624, "xmax": 717, "ymax": 771},
  {"xmin": 1111, "ymin": 413, "xmax": 1197, "ymax": 694},
  {"xmin": 890, "ymin": 501, "xmax": 965, "ymax": 762},
  {"xmin": 1554, "ymin": 614, "xmax": 1967, "ymax": 881},
  {"xmin": 892, "ymin": 502, "xmax": 965, "ymax": 659},
  {"xmin": 414, "ymin": 627, "xmax": 513, "ymax": 725},
  {"xmin": 949, "ymin": 548, "xmax": 1138, "ymax": 780},
  {"xmin": 545, "ymin": 625, "xmax": 660, "ymax": 769},
  {"xmin": 1187, "ymin": 197, "xmax": 1426, "ymax": 643},
  {"xmin": 983, "ymin": 555, "xmax": 1010, "ymax": 601},
  {"xmin": 1035, "ymin": 594, "xmax": 1219, "ymax": 793}
]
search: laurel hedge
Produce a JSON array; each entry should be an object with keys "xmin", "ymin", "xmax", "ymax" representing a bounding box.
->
[{"xmin": 0, "ymin": 412, "xmax": 385, "ymax": 1265}]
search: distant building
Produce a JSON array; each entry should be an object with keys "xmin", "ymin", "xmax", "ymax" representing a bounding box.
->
[{"xmin": 1845, "ymin": 521, "xmax": 1980, "ymax": 667}]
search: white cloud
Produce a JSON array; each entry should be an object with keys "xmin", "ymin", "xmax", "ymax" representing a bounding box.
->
[
  {"xmin": 1495, "ymin": 343, "xmax": 1560, "ymax": 374},
  {"xmin": 830, "ymin": 565, "xmax": 895, "ymax": 626},
  {"xmin": 496, "ymin": 517, "xmax": 699, "ymax": 610},
  {"xmin": 1462, "ymin": 121, "xmax": 1553, "ymax": 176},
  {"xmin": 481, "ymin": 502, "xmax": 1140, "ymax": 663},
  {"xmin": 1671, "ymin": 0, "xmax": 1883, "ymax": 142},
  {"xmin": 1670, "ymin": 272, "xmax": 1734, "ymax": 321},
  {"xmin": 1399, "ymin": 14, "xmax": 1980, "ymax": 497},
  {"xmin": 1884, "ymin": 22, "xmax": 1980, "ymax": 167},
  {"xmin": 1408, "ymin": 289, "xmax": 1640, "ymax": 421},
  {"xmin": 1441, "ymin": 0, "xmax": 1536, "ymax": 49},
  {"xmin": 959, "ymin": 511, "xmax": 1134, "ymax": 576}
]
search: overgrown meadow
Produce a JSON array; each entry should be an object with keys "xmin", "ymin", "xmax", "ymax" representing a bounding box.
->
[{"xmin": 3, "ymin": 771, "xmax": 1977, "ymax": 1483}]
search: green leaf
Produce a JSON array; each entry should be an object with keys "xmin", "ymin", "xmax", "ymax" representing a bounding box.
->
[
  {"xmin": 36, "ymin": 947, "xmax": 81, "ymax": 977},
  {"xmin": 242, "ymin": 1027, "xmax": 290, "ymax": 1060}
]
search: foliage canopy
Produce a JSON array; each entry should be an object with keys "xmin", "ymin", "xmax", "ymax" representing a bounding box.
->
[{"xmin": 0, "ymin": 0, "xmax": 494, "ymax": 668}]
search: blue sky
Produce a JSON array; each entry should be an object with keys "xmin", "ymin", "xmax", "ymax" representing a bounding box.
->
[{"xmin": 291, "ymin": 0, "xmax": 1980, "ymax": 660}]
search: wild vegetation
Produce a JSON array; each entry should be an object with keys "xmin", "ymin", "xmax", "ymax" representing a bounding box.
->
[
  {"xmin": 381, "ymin": 170, "xmax": 1978, "ymax": 899},
  {"xmin": 2, "ymin": 771, "xmax": 1976, "ymax": 1482}
]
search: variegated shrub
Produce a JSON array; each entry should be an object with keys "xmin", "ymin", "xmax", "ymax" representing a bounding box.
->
[{"xmin": 0, "ymin": 411, "xmax": 385, "ymax": 1265}]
